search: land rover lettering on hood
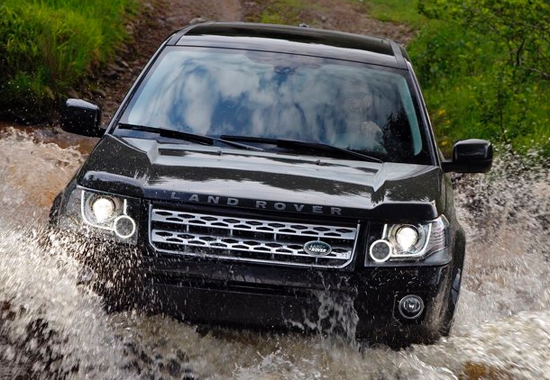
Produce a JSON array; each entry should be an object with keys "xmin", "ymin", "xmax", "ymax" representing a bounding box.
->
[{"xmin": 50, "ymin": 22, "xmax": 492, "ymax": 346}]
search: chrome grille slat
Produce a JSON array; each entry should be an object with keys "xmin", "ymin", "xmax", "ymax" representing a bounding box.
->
[
  {"xmin": 151, "ymin": 231, "xmax": 352, "ymax": 260},
  {"xmin": 151, "ymin": 210, "xmax": 357, "ymax": 239},
  {"xmin": 149, "ymin": 208, "xmax": 358, "ymax": 268}
]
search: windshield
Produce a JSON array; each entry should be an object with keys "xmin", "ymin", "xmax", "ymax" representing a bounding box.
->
[{"xmin": 119, "ymin": 46, "xmax": 432, "ymax": 164}]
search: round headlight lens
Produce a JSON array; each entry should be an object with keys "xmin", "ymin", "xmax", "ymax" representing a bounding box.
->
[
  {"xmin": 91, "ymin": 197, "xmax": 116, "ymax": 223},
  {"xmin": 395, "ymin": 225, "xmax": 419, "ymax": 251}
]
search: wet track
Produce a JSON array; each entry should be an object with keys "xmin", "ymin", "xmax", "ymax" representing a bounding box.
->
[{"xmin": 0, "ymin": 125, "xmax": 549, "ymax": 379}]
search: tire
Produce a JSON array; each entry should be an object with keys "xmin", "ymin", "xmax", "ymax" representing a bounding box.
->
[{"xmin": 440, "ymin": 267, "xmax": 462, "ymax": 337}]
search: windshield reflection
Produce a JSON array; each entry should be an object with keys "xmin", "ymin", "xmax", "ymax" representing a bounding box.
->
[{"xmin": 121, "ymin": 47, "xmax": 429, "ymax": 164}]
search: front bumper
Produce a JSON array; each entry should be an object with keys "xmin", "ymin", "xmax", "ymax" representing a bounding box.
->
[{"xmin": 141, "ymin": 256, "xmax": 452, "ymax": 341}]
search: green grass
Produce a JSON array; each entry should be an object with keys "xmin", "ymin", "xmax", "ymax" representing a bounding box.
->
[
  {"xmin": 246, "ymin": 0, "xmax": 321, "ymax": 26},
  {"xmin": 253, "ymin": 0, "xmax": 426, "ymax": 28},
  {"xmin": 256, "ymin": 0, "xmax": 307, "ymax": 25},
  {"xmin": 354, "ymin": 0, "xmax": 427, "ymax": 28},
  {"xmin": 0, "ymin": 0, "xmax": 138, "ymax": 121}
]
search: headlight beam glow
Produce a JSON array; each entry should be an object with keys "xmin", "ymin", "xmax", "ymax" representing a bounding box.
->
[
  {"xmin": 91, "ymin": 197, "xmax": 116, "ymax": 223},
  {"xmin": 395, "ymin": 225, "xmax": 419, "ymax": 251}
]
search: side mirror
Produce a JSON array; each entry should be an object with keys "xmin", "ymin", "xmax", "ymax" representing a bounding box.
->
[
  {"xmin": 60, "ymin": 98, "xmax": 105, "ymax": 137},
  {"xmin": 442, "ymin": 139, "xmax": 493, "ymax": 173}
]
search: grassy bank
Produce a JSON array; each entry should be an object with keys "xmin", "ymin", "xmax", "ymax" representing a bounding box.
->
[
  {"xmin": 0, "ymin": 0, "xmax": 137, "ymax": 122},
  {"xmin": 372, "ymin": 0, "xmax": 550, "ymax": 156},
  {"xmin": 409, "ymin": 0, "xmax": 550, "ymax": 157}
]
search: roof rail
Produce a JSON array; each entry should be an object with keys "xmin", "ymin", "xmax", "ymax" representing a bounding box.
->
[
  {"xmin": 389, "ymin": 40, "xmax": 407, "ymax": 69},
  {"xmin": 174, "ymin": 22, "xmax": 396, "ymax": 56}
]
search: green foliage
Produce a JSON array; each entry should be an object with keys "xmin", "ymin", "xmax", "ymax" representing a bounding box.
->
[
  {"xmin": 409, "ymin": 0, "xmax": 550, "ymax": 155},
  {"xmin": 418, "ymin": 0, "xmax": 550, "ymax": 79},
  {"xmin": 0, "ymin": 0, "xmax": 137, "ymax": 121}
]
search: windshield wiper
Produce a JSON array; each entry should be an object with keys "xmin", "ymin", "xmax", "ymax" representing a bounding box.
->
[
  {"xmin": 117, "ymin": 123, "xmax": 264, "ymax": 151},
  {"xmin": 219, "ymin": 135, "xmax": 383, "ymax": 163}
]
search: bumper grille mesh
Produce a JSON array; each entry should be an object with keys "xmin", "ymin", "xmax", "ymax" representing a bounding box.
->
[{"xmin": 149, "ymin": 208, "xmax": 358, "ymax": 268}]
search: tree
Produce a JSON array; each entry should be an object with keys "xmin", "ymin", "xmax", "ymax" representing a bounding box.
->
[{"xmin": 418, "ymin": 0, "xmax": 550, "ymax": 80}]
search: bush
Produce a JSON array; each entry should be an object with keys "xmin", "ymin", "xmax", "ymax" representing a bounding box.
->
[
  {"xmin": 411, "ymin": 0, "xmax": 550, "ymax": 155},
  {"xmin": 0, "ymin": 0, "xmax": 137, "ymax": 122}
]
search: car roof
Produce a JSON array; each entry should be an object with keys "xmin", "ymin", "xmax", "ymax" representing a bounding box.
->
[{"xmin": 166, "ymin": 22, "xmax": 409, "ymax": 69}]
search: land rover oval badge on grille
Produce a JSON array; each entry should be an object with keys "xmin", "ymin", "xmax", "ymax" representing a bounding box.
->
[{"xmin": 303, "ymin": 241, "xmax": 332, "ymax": 256}]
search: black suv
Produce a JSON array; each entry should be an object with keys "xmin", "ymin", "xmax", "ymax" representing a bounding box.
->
[{"xmin": 51, "ymin": 22, "xmax": 492, "ymax": 345}]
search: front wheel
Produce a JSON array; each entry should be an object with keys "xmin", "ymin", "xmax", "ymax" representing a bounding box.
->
[{"xmin": 440, "ymin": 267, "xmax": 462, "ymax": 336}]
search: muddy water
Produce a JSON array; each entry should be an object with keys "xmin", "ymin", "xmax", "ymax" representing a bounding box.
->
[{"xmin": 0, "ymin": 126, "xmax": 549, "ymax": 379}]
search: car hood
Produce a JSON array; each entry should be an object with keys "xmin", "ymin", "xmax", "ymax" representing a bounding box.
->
[{"xmin": 76, "ymin": 135, "xmax": 445, "ymax": 220}]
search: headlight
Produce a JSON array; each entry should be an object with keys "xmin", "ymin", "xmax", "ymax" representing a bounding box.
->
[
  {"xmin": 84, "ymin": 194, "xmax": 122, "ymax": 226},
  {"xmin": 91, "ymin": 197, "xmax": 116, "ymax": 223},
  {"xmin": 394, "ymin": 225, "xmax": 420, "ymax": 251},
  {"xmin": 58, "ymin": 186, "xmax": 139, "ymax": 243},
  {"xmin": 388, "ymin": 223, "xmax": 429, "ymax": 256},
  {"xmin": 368, "ymin": 216, "xmax": 449, "ymax": 263}
]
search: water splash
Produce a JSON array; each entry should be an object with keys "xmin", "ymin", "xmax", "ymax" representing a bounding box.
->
[
  {"xmin": 1, "ymin": 129, "xmax": 549, "ymax": 379},
  {"xmin": 0, "ymin": 128, "xmax": 134, "ymax": 378},
  {"xmin": 0, "ymin": 224, "xmax": 137, "ymax": 379}
]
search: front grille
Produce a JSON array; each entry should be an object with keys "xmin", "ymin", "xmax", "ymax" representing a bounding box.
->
[{"xmin": 149, "ymin": 207, "xmax": 358, "ymax": 268}]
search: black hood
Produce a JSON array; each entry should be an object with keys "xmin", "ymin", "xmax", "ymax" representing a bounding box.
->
[{"xmin": 76, "ymin": 135, "xmax": 444, "ymax": 220}]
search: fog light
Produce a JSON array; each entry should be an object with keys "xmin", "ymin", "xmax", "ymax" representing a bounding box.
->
[
  {"xmin": 398, "ymin": 295, "xmax": 424, "ymax": 319},
  {"xmin": 369, "ymin": 240, "xmax": 392, "ymax": 262},
  {"xmin": 113, "ymin": 215, "xmax": 136, "ymax": 239}
]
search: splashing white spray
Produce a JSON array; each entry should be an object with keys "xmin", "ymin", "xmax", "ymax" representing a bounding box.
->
[{"xmin": 1, "ymin": 129, "xmax": 549, "ymax": 379}]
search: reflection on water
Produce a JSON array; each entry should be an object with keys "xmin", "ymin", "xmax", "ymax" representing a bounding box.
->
[{"xmin": 0, "ymin": 128, "xmax": 549, "ymax": 379}]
